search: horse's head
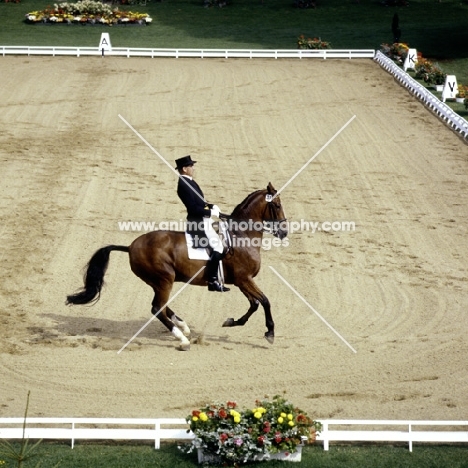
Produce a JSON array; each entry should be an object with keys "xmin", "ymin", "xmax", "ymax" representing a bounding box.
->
[
  {"xmin": 263, "ymin": 182, "xmax": 288, "ymax": 240},
  {"xmin": 230, "ymin": 182, "xmax": 288, "ymax": 239}
]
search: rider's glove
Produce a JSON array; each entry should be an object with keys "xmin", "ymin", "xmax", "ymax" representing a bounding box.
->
[{"xmin": 211, "ymin": 205, "xmax": 220, "ymax": 218}]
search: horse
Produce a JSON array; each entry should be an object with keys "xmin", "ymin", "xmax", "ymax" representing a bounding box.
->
[{"xmin": 66, "ymin": 182, "xmax": 288, "ymax": 350}]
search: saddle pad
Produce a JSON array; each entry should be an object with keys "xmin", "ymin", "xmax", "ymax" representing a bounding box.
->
[{"xmin": 185, "ymin": 232, "xmax": 210, "ymax": 260}]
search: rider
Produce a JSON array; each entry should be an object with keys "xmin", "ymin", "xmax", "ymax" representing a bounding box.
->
[{"xmin": 175, "ymin": 155, "xmax": 230, "ymax": 293}]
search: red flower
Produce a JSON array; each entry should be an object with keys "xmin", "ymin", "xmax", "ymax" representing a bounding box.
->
[
  {"xmin": 257, "ymin": 436, "xmax": 265, "ymax": 446},
  {"xmin": 296, "ymin": 414, "xmax": 308, "ymax": 423},
  {"xmin": 227, "ymin": 401, "xmax": 237, "ymax": 409},
  {"xmin": 192, "ymin": 410, "xmax": 200, "ymax": 417},
  {"xmin": 220, "ymin": 433, "xmax": 228, "ymax": 443},
  {"xmin": 219, "ymin": 409, "xmax": 228, "ymax": 419}
]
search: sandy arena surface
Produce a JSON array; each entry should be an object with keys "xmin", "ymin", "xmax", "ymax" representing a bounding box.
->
[{"xmin": 0, "ymin": 56, "xmax": 467, "ymax": 423}]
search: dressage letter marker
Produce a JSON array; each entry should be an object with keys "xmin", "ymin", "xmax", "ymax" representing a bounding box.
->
[
  {"xmin": 442, "ymin": 75, "xmax": 458, "ymax": 103},
  {"xmin": 269, "ymin": 266, "xmax": 357, "ymax": 353},
  {"xmin": 99, "ymin": 33, "xmax": 112, "ymax": 55},
  {"xmin": 403, "ymin": 49, "xmax": 417, "ymax": 71}
]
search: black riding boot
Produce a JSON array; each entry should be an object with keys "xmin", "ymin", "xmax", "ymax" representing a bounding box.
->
[{"xmin": 206, "ymin": 251, "xmax": 230, "ymax": 292}]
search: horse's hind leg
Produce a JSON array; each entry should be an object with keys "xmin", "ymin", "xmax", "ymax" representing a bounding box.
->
[
  {"xmin": 151, "ymin": 293, "xmax": 191, "ymax": 351},
  {"xmin": 166, "ymin": 306, "xmax": 191, "ymax": 337}
]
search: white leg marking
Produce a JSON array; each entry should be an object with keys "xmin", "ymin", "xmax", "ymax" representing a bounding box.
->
[
  {"xmin": 172, "ymin": 326, "xmax": 190, "ymax": 350},
  {"xmin": 173, "ymin": 317, "xmax": 191, "ymax": 337}
]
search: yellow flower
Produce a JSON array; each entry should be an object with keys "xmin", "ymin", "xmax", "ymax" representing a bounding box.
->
[
  {"xmin": 280, "ymin": 412, "xmax": 287, "ymax": 418},
  {"xmin": 278, "ymin": 416, "xmax": 284, "ymax": 424},
  {"xmin": 254, "ymin": 411, "xmax": 262, "ymax": 419},
  {"xmin": 199, "ymin": 412, "xmax": 208, "ymax": 422},
  {"xmin": 234, "ymin": 416, "xmax": 241, "ymax": 423},
  {"xmin": 287, "ymin": 414, "xmax": 293, "ymax": 420},
  {"xmin": 192, "ymin": 416, "xmax": 199, "ymax": 422},
  {"xmin": 288, "ymin": 421, "xmax": 295, "ymax": 427}
]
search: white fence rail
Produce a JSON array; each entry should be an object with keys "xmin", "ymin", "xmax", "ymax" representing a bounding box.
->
[
  {"xmin": 0, "ymin": 46, "xmax": 375, "ymax": 59},
  {"xmin": 318, "ymin": 420, "xmax": 468, "ymax": 452},
  {"xmin": 1, "ymin": 418, "xmax": 468, "ymax": 451},
  {"xmin": 0, "ymin": 418, "xmax": 192, "ymax": 449},
  {"xmin": 374, "ymin": 50, "xmax": 468, "ymax": 140}
]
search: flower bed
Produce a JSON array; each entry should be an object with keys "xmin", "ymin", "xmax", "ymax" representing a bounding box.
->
[
  {"xmin": 297, "ymin": 35, "xmax": 331, "ymax": 49},
  {"xmin": 380, "ymin": 42, "xmax": 410, "ymax": 64},
  {"xmin": 179, "ymin": 395, "xmax": 322, "ymax": 466},
  {"xmin": 380, "ymin": 42, "xmax": 447, "ymax": 87},
  {"xmin": 25, "ymin": 0, "xmax": 152, "ymax": 25}
]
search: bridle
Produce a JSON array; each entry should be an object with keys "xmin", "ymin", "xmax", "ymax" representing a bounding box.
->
[
  {"xmin": 262, "ymin": 194, "xmax": 287, "ymax": 237},
  {"xmin": 218, "ymin": 192, "xmax": 287, "ymax": 239}
]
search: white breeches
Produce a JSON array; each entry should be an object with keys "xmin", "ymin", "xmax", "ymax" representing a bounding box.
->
[{"xmin": 203, "ymin": 218, "xmax": 224, "ymax": 254}]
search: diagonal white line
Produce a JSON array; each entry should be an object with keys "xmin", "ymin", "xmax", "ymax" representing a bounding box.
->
[
  {"xmin": 269, "ymin": 266, "xmax": 357, "ymax": 353},
  {"xmin": 274, "ymin": 115, "xmax": 356, "ymax": 199},
  {"xmin": 117, "ymin": 265, "xmax": 206, "ymax": 354},
  {"xmin": 118, "ymin": 114, "xmax": 207, "ymax": 204}
]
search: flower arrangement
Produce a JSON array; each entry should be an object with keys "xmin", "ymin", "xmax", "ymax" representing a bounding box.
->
[
  {"xmin": 297, "ymin": 35, "xmax": 331, "ymax": 50},
  {"xmin": 179, "ymin": 395, "xmax": 322, "ymax": 466},
  {"xmin": 414, "ymin": 58, "xmax": 446, "ymax": 86},
  {"xmin": 380, "ymin": 42, "xmax": 410, "ymax": 64},
  {"xmin": 456, "ymin": 84, "xmax": 468, "ymax": 99},
  {"xmin": 25, "ymin": 0, "xmax": 152, "ymax": 25}
]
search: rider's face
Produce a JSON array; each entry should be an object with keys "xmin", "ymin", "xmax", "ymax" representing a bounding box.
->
[{"xmin": 183, "ymin": 165, "xmax": 195, "ymax": 177}]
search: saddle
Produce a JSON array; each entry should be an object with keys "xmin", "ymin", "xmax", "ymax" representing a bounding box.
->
[{"xmin": 185, "ymin": 219, "xmax": 231, "ymax": 261}]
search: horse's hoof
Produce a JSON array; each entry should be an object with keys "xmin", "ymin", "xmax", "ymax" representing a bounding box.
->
[
  {"xmin": 264, "ymin": 333, "xmax": 274, "ymax": 345},
  {"xmin": 222, "ymin": 318, "xmax": 235, "ymax": 327},
  {"xmin": 178, "ymin": 342, "xmax": 191, "ymax": 351}
]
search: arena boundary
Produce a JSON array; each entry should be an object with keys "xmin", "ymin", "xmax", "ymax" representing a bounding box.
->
[
  {"xmin": 374, "ymin": 50, "xmax": 468, "ymax": 140},
  {"xmin": 1, "ymin": 418, "xmax": 468, "ymax": 452},
  {"xmin": 0, "ymin": 46, "xmax": 374, "ymax": 59},
  {"xmin": 2, "ymin": 45, "xmax": 466, "ymax": 140}
]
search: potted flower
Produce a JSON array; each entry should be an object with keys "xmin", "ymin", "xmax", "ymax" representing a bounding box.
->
[
  {"xmin": 428, "ymin": 63, "xmax": 446, "ymax": 90},
  {"xmin": 380, "ymin": 42, "xmax": 409, "ymax": 64},
  {"xmin": 456, "ymin": 84, "xmax": 468, "ymax": 103},
  {"xmin": 179, "ymin": 395, "xmax": 322, "ymax": 466},
  {"xmin": 414, "ymin": 58, "xmax": 446, "ymax": 90}
]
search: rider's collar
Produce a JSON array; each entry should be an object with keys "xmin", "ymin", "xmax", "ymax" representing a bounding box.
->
[{"xmin": 179, "ymin": 174, "xmax": 193, "ymax": 180}]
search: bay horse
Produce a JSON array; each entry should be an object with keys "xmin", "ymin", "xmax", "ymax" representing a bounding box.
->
[{"xmin": 66, "ymin": 182, "xmax": 288, "ymax": 350}]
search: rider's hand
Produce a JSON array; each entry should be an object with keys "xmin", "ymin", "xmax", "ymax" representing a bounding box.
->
[{"xmin": 211, "ymin": 205, "xmax": 220, "ymax": 218}]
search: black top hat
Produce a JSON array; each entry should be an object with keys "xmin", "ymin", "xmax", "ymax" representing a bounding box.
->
[{"xmin": 175, "ymin": 155, "xmax": 197, "ymax": 170}]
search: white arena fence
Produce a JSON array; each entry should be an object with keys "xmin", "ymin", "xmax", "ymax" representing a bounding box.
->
[
  {"xmin": 1, "ymin": 418, "xmax": 468, "ymax": 452},
  {"xmin": 2, "ymin": 45, "xmax": 466, "ymax": 140},
  {"xmin": 374, "ymin": 50, "xmax": 468, "ymax": 140},
  {"xmin": 0, "ymin": 46, "xmax": 374, "ymax": 59}
]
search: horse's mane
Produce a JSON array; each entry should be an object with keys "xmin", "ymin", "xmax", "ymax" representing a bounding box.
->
[{"xmin": 230, "ymin": 189, "xmax": 265, "ymax": 218}]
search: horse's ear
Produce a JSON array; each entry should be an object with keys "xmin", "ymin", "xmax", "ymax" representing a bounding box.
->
[{"xmin": 267, "ymin": 182, "xmax": 276, "ymax": 194}]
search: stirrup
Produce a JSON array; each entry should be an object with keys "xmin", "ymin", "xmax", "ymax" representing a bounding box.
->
[{"xmin": 208, "ymin": 280, "xmax": 230, "ymax": 292}]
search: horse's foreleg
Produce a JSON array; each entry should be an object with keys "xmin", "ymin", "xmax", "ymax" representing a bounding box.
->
[
  {"xmin": 166, "ymin": 306, "xmax": 191, "ymax": 337},
  {"xmin": 222, "ymin": 299, "xmax": 259, "ymax": 327},
  {"xmin": 222, "ymin": 280, "xmax": 274, "ymax": 344},
  {"xmin": 152, "ymin": 297, "xmax": 191, "ymax": 351}
]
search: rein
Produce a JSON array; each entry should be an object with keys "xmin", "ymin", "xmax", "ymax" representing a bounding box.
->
[{"xmin": 219, "ymin": 199, "xmax": 287, "ymax": 237}]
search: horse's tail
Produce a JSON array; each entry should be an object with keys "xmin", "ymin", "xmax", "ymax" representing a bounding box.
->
[{"xmin": 66, "ymin": 245, "xmax": 129, "ymax": 305}]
